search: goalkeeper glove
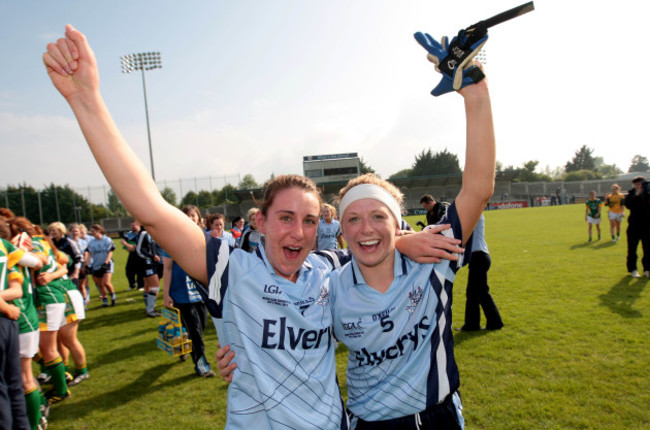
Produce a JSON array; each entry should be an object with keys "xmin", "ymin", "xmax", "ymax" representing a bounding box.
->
[{"xmin": 414, "ymin": 27, "xmax": 488, "ymax": 96}]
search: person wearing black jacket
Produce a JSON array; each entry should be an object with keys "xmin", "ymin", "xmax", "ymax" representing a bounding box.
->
[
  {"xmin": 420, "ymin": 194, "xmax": 448, "ymax": 226},
  {"xmin": 624, "ymin": 176, "xmax": 650, "ymax": 278},
  {"xmin": 135, "ymin": 225, "xmax": 161, "ymax": 317}
]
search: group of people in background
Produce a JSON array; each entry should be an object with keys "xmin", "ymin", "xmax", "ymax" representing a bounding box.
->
[
  {"xmin": 0, "ymin": 209, "xmax": 94, "ymax": 430},
  {"xmin": 584, "ymin": 177, "xmax": 650, "ymax": 278}
]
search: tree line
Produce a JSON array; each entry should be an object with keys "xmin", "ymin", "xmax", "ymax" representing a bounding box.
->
[
  {"xmin": 386, "ymin": 146, "xmax": 649, "ymax": 183},
  {"xmin": 4, "ymin": 149, "xmax": 647, "ymax": 225}
]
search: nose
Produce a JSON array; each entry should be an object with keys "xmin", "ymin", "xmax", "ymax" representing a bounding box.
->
[
  {"xmin": 290, "ymin": 223, "xmax": 305, "ymax": 241},
  {"xmin": 360, "ymin": 217, "xmax": 374, "ymax": 235}
]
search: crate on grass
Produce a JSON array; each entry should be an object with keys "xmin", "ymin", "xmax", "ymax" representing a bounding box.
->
[{"xmin": 156, "ymin": 306, "xmax": 192, "ymax": 357}]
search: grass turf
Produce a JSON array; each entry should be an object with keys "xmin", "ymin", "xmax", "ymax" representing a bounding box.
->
[{"xmin": 46, "ymin": 204, "xmax": 649, "ymax": 429}]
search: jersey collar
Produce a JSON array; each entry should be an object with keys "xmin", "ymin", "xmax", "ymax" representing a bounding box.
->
[{"xmin": 350, "ymin": 249, "xmax": 408, "ymax": 287}]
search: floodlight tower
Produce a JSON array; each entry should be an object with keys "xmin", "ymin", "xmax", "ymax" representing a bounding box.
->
[{"xmin": 120, "ymin": 52, "xmax": 162, "ymax": 181}]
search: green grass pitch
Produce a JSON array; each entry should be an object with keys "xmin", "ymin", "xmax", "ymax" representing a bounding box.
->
[{"xmin": 46, "ymin": 204, "xmax": 649, "ymax": 429}]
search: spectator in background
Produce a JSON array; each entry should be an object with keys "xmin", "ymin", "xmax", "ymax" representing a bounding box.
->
[
  {"xmin": 461, "ymin": 214, "xmax": 503, "ymax": 331},
  {"xmin": 162, "ymin": 205, "xmax": 215, "ymax": 377},
  {"xmin": 230, "ymin": 216, "xmax": 245, "ymax": 246},
  {"xmin": 206, "ymin": 213, "xmax": 236, "ymax": 247},
  {"xmin": 314, "ymin": 203, "xmax": 344, "ymax": 251},
  {"xmin": 239, "ymin": 207, "xmax": 262, "ymax": 253},
  {"xmin": 0, "ymin": 220, "xmax": 31, "ymax": 429},
  {"xmin": 135, "ymin": 224, "xmax": 161, "ymax": 317},
  {"xmin": 78, "ymin": 224, "xmax": 92, "ymax": 303},
  {"xmin": 121, "ymin": 219, "xmax": 145, "ymax": 290},
  {"xmin": 86, "ymin": 224, "xmax": 116, "ymax": 307},
  {"xmin": 420, "ymin": 194, "xmax": 448, "ymax": 226},
  {"xmin": 68, "ymin": 223, "xmax": 89, "ymax": 304},
  {"xmin": 604, "ymin": 184, "xmax": 625, "ymax": 242},
  {"xmin": 585, "ymin": 190, "xmax": 603, "ymax": 242},
  {"xmin": 624, "ymin": 176, "xmax": 650, "ymax": 278},
  {"xmin": 48, "ymin": 222, "xmax": 83, "ymax": 286}
]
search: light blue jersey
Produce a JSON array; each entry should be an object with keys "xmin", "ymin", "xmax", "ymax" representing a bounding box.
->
[
  {"xmin": 329, "ymin": 203, "xmax": 470, "ymax": 422},
  {"xmin": 206, "ymin": 234, "xmax": 349, "ymax": 430},
  {"xmin": 86, "ymin": 235, "xmax": 115, "ymax": 271},
  {"xmin": 316, "ymin": 219, "xmax": 341, "ymax": 250}
]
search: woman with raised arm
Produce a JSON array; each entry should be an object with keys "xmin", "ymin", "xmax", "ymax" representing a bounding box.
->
[
  {"xmin": 327, "ymin": 54, "xmax": 495, "ymax": 430},
  {"xmin": 218, "ymin": 33, "xmax": 496, "ymax": 430},
  {"xmin": 43, "ymin": 25, "xmax": 463, "ymax": 429}
]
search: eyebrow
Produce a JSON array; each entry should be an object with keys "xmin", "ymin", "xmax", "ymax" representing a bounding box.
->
[{"xmin": 274, "ymin": 210, "xmax": 319, "ymax": 219}]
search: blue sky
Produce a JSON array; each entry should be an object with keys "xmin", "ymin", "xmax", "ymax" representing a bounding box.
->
[{"xmin": 1, "ymin": 0, "xmax": 647, "ymax": 192}]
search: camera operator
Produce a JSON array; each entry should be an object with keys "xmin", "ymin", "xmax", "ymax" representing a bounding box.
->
[
  {"xmin": 624, "ymin": 176, "xmax": 650, "ymax": 278},
  {"xmin": 420, "ymin": 194, "xmax": 449, "ymax": 226}
]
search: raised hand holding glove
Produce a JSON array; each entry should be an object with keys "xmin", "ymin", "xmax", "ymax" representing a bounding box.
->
[{"xmin": 414, "ymin": 28, "xmax": 488, "ymax": 96}]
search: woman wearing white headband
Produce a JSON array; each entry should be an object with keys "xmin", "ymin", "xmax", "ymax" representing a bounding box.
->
[{"xmin": 330, "ymin": 66, "xmax": 495, "ymax": 429}]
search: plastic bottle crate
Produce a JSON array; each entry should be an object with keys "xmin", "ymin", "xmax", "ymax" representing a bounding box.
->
[{"xmin": 156, "ymin": 306, "xmax": 192, "ymax": 357}]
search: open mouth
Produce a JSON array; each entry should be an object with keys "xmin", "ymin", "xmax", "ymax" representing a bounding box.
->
[
  {"xmin": 283, "ymin": 246, "xmax": 302, "ymax": 260},
  {"xmin": 358, "ymin": 239, "xmax": 379, "ymax": 252}
]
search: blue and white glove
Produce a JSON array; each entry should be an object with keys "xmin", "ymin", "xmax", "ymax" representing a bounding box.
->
[{"xmin": 414, "ymin": 28, "xmax": 488, "ymax": 96}]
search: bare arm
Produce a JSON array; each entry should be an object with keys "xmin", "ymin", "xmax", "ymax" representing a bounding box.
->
[
  {"xmin": 162, "ymin": 256, "xmax": 174, "ymax": 307},
  {"xmin": 395, "ymin": 224, "xmax": 463, "ymax": 264},
  {"xmin": 43, "ymin": 25, "xmax": 208, "ymax": 285},
  {"xmin": 453, "ymin": 76, "xmax": 496, "ymax": 246}
]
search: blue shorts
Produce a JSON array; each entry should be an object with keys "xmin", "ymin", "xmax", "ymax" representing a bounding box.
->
[{"xmin": 350, "ymin": 391, "xmax": 463, "ymax": 430}]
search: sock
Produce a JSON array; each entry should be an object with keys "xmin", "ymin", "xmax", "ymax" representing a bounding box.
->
[
  {"xmin": 44, "ymin": 356, "xmax": 68, "ymax": 396},
  {"xmin": 64, "ymin": 359, "xmax": 70, "ymax": 373},
  {"xmin": 75, "ymin": 363, "xmax": 88, "ymax": 376},
  {"xmin": 25, "ymin": 386, "xmax": 43, "ymax": 429},
  {"xmin": 111, "ymin": 292, "xmax": 117, "ymax": 301},
  {"xmin": 34, "ymin": 352, "xmax": 45, "ymax": 374},
  {"xmin": 146, "ymin": 293, "xmax": 156, "ymax": 313},
  {"xmin": 143, "ymin": 292, "xmax": 149, "ymax": 311},
  {"xmin": 102, "ymin": 297, "xmax": 108, "ymax": 306}
]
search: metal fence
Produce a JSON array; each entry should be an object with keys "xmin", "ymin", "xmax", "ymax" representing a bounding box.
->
[{"xmin": 1, "ymin": 175, "xmax": 637, "ymax": 228}]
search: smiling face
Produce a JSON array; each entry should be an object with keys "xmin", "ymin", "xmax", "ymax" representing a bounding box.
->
[
  {"xmin": 340, "ymin": 198, "xmax": 399, "ymax": 273},
  {"xmin": 256, "ymin": 187, "xmax": 320, "ymax": 283},
  {"xmin": 48, "ymin": 227, "xmax": 63, "ymax": 240}
]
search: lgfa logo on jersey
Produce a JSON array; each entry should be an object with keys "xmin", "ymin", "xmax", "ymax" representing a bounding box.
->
[
  {"xmin": 341, "ymin": 317, "xmax": 363, "ymax": 331},
  {"xmin": 406, "ymin": 286, "xmax": 423, "ymax": 314},
  {"xmin": 264, "ymin": 284, "xmax": 281, "ymax": 294}
]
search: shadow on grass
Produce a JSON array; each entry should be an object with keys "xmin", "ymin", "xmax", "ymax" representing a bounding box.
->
[
  {"xmin": 89, "ymin": 338, "xmax": 157, "ymax": 370},
  {"xmin": 453, "ymin": 328, "xmax": 490, "ymax": 347},
  {"xmin": 53, "ymin": 363, "xmax": 192, "ymax": 418},
  {"xmin": 598, "ymin": 276, "xmax": 648, "ymax": 318},
  {"xmin": 592, "ymin": 240, "xmax": 617, "ymax": 250},
  {"xmin": 569, "ymin": 242, "xmax": 592, "ymax": 250},
  {"xmin": 81, "ymin": 307, "xmax": 151, "ymax": 331}
]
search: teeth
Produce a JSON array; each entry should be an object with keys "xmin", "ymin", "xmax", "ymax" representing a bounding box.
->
[
  {"xmin": 287, "ymin": 246, "xmax": 300, "ymax": 251},
  {"xmin": 360, "ymin": 240, "xmax": 379, "ymax": 246}
]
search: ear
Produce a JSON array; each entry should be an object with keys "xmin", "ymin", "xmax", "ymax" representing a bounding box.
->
[{"xmin": 256, "ymin": 211, "xmax": 266, "ymax": 234}]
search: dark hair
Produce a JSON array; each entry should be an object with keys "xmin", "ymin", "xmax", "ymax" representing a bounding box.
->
[
  {"xmin": 632, "ymin": 176, "xmax": 646, "ymax": 184},
  {"xmin": 206, "ymin": 213, "xmax": 225, "ymax": 229},
  {"xmin": 257, "ymin": 174, "xmax": 322, "ymax": 216},
  {"xmin": 420, "ymin": 194, "xmax": 435, "ymax": 204},
  {"xmin": 182, "ymin": 205, "xmax": 203, "ymax": 227}
]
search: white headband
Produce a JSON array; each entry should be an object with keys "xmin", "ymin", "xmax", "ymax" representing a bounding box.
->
[{"xmin": 339, "ymin": 184, "xmax": 402, "ymax": 226}]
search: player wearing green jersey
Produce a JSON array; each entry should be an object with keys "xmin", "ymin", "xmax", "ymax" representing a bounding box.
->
[
  {"xmin": 585, "ymin": 191, "xmax": 603, "ymax": 242},
  {"xmin": 1, "ymin": 220, "xmax": 31, "ymax": 429},
  {"xmin": 9, "ymin": 218, "xmax": 73, "ymax": 405}
]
